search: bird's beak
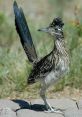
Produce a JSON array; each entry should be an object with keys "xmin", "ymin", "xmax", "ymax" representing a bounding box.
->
[{"xmin": 38, "ymin": 27, "xmax": 49, "ymax": 33}]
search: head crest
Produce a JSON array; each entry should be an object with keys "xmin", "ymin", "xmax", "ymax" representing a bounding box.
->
[{"xmin": 50, "ymin": 17, "xmax": 64, "ymax": 28}]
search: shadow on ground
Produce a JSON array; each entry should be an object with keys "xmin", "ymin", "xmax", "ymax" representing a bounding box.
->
[{"xmin": 12, "ymin": 99, "xmax": 46, "ymax": 111}]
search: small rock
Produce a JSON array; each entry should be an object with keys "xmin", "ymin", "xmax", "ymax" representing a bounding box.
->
[
  {"xmin": 0, "ymin": 99, "xmax": 20, "ymax": 111},
  {"xmin": 0, "ymin": 107, "xmax": 17, "ymax": 117}
]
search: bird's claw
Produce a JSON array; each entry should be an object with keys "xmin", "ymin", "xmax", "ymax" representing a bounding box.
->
[
  {"xmin": 44, "ymin": 104, "xmax": 64, "ymax": 115},
  {"xmin": 45, "ymin": 108, "xmax": 64, "ymax": 115}
]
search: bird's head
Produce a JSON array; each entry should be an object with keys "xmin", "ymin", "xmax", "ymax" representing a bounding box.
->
[{"xmin": 38, "ymin": 17, "xmax": 64, "ymax": 38}]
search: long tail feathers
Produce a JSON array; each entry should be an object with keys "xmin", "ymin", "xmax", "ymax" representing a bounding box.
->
[{"xmin": 13, "ymin": 1, "xmax": 37, "ymax": 63}]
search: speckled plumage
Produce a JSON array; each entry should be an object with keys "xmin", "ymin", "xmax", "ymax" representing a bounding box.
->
[
  {"xmin": 13, "ymin": 1, "xmax": 69, "ymax": 114},
  {"xmin": 28, "ymin": 19, "xmax": 69, "ymax": 85}
]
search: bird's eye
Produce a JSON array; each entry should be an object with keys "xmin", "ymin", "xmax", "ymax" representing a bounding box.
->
[
  {"xmin": 55, "ymin": 27, "xmax": 62, "ymax": 32},
  {"xmin": 55, "ymin": 28, "xmax": 58, "ymax": 32}
]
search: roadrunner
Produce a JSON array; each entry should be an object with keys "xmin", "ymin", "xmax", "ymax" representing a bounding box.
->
[{"xmin": 13, "ymin": 1, "xmax": 69, "ymax": 114}]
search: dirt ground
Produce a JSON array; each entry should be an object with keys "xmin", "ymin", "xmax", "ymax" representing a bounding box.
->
[{"xmin": 5, "ymin": 86, "xmax": 82, "ymax": 102}]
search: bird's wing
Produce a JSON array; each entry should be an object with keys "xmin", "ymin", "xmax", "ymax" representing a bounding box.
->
[
  {"xmin": 28, "ymin": 53, "xmax": 54, "ymax": 84},
  {"xmin": 13, "ymin": 1, "xmax": 37, "ymax": 63},
  {"xmin": 36, "ymin": 55, "xmax": 53, "ymax": 74}
]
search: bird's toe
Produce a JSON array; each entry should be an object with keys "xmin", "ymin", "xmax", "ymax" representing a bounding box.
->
[{"xmin": 44, "ymin": 107, "xmax": 64, "ymax": 115}]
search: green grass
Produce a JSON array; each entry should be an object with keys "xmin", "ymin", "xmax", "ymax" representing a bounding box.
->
[{"xmin": 0, "ymin": 2, "xmax": 82, "ymax": 98}]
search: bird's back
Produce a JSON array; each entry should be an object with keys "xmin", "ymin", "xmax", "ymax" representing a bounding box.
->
[{"xmin": 27, "ymin": 49, "xmax": 60, "ymax": 84}]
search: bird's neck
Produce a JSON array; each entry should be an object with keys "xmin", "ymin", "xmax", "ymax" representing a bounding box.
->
[
  {"xmin": 52, "ymin": 27, "xmax": 67, "ymax": 56},
  {"xmin": 54, "ymin": 39, "xmax": 68, "ymax": 56}
]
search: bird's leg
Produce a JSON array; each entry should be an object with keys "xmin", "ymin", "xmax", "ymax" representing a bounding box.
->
[
  {"xmin": 40, "ymin": 86, "xmax": 50, "ymax": 110},
  {"xmin": 40, "ymin": 85, "xmax": 64, "ymax": 115}
]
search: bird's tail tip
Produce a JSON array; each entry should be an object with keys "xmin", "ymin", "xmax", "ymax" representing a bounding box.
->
[
  {"xmin": 13, "ymin": 1, "xmax": 18, "ymax": 12},
  {"xmin": 13, "ymin": 1, "xmax": 17, "ymax": 7}
]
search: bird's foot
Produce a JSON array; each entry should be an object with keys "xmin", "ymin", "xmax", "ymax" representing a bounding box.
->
[
  {"xmin": 45, "ymin": 108, "xmax": 64, "ymax": 115},
  {"xmin": 44, "ymin": 103, "xmax": 64, "ymax": 115}
]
